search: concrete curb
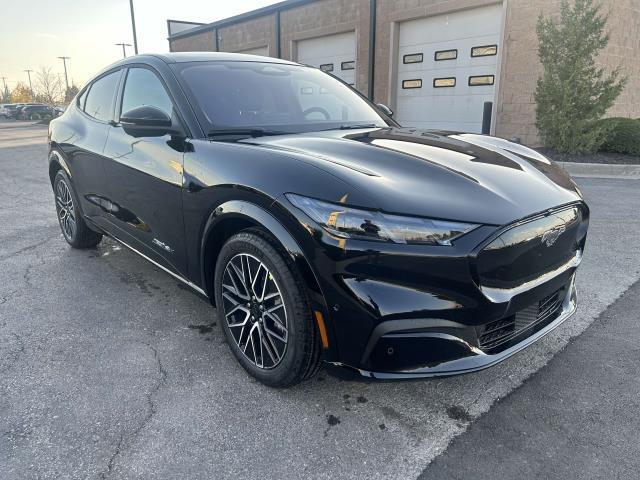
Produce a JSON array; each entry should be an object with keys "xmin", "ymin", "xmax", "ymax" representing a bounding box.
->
[
  {"xmin": 0, "ymin": 121, "xmax": 45, "ymax": 130},
  {"xmin": 558, "ymin": 161, "xmax": 640, "ymax": 180}
]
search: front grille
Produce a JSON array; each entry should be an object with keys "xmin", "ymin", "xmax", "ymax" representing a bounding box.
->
[
  {"xmin": 476, "ymin": 205, "xmax": 587, "ymax": 290},
  {"xmin": 478, "ymin": 289, "xmax": 564, "ymax": 351}
]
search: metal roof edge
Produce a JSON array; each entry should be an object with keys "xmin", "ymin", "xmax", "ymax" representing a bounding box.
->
[{"xmin": 167, "ymin": 0, "xmax": 316, "ymax": 40}]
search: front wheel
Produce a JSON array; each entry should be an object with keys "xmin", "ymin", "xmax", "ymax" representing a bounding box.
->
[
  {"xmin": 214, "ymin": 231, "xmax": 321, "ymax": 387},
  {"xmin": 53, "ymin": 170, "xmax": 102, "ymax": 248}
]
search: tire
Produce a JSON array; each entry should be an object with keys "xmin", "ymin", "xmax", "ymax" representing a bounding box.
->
[
  {"xmin": 214, "ymin": 230, "xmax": 321, "ymax": 387},
  {"xmin": 30, "ymin": 113, "xmax": 41, "ymax": 121},
  {"xmin": 53, "ymin": 170, "xmax": 102, "ymax": 248}
]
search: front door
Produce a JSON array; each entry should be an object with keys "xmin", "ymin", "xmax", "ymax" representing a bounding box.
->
[{"xmin": 103, "ymin": 66, "xmax": 188, "ymax": 276}]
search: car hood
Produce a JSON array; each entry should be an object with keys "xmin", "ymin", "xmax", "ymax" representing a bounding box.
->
[{"xmin": 244, "ymin": 128, "xmax": 583, "ymax": 225}]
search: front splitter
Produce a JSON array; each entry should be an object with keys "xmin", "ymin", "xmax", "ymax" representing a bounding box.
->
[{"xmin": 330, "ymin": 282, "xmax": 577, "ymax": 380}]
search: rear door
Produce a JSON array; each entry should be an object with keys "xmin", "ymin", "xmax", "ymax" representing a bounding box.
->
[
  {"xmin": 103, "ymin": 66, "xmax": 188, "ymax": 276},
  {"xmin": 66, "ymin": 69, "xmax": 122, "ymax": 224}
]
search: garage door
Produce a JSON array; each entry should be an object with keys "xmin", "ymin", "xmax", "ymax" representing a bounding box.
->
[
  {"xmin": 297, "ymin": 31, "xmax": 356, "ymax": 86},
  {"xmin": 237, "ymin": 46, "xmax": 269, "ymax": 56},
  {"xmin": 395, "ymin": 4, "xmax": 503, "ymax": 133}
]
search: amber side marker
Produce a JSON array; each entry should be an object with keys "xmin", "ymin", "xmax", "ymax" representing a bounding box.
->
[{"xmin": 314, "ymin": 311, "xmax": 330, "ymax": 349}]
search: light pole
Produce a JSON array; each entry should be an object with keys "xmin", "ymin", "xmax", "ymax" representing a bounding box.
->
[
  {"xmin": 129, "ymin": 0, "xmax": 139, "ymax": 54},
  {"xmin": 24, "ymin": 69, "xmax": 34, "ymax": 98},
  {"xmin": 58, "ymin": 56, "xmax": 70, "ymax": 92},
  {"xmin": 115, "ymin": 42, "xmax": 132, "ymax": 58}
]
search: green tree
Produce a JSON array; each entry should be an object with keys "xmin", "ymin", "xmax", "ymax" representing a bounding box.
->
[{"xmin": 535, "ymin": 0, "xmax": 626, "ymax": 153}]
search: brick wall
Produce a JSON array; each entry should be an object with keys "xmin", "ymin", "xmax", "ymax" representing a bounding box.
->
[
  {"xmin": 600, "ymin": 0, "xmax": 640, "ymax": 119},
  {"xmin": 169, "ymin": 30, "xmax": 214, "ymax": 52},
  {"xmin": 218, "ymin": 14, "xmax": 277, "ymax": 55}
]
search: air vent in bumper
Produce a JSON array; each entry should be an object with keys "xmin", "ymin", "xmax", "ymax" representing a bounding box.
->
[{"xmin": 478, "ymin": 288, "xmax": 565, "ymax": 351}]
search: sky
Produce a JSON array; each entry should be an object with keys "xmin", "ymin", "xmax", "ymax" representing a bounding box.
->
[{"xmin": 0, "ymin": 0, "xmax": 279, "ymax": 91}]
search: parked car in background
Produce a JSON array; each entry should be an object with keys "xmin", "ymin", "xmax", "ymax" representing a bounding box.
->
[
  {"xmin": 0, "ymin": 105, "xmax": 9, "ymax": 119},
  {"xmin": 7, "ymin": 104, "xmax": 26, "ymax": 119},
  {"xmin": 48, "ymin": 53, "xmax": 589, "ymax": 387},
  {"xmin": 18, "ymin": 104, "xmax": 57, "ymax": 121}
]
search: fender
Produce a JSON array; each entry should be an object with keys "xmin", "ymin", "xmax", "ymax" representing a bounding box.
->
[
  {"xmin": 48, "ymin": 147, "xmax": 71, "ymax": 183},
  {"xmin": 200, "ymin": 199, "xmax": 339, "ymax": 360}
]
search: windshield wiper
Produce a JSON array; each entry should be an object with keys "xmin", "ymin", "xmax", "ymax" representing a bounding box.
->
[
  {"xmin": 207, "ymin": 127, "xmax": 287, "ymax": 138},
  {"xmin": 337, "ymin": 123, "xmax": 380, "ymax": 130}
]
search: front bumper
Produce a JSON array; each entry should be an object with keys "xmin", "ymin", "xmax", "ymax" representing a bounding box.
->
[
  {"xmin": 275, "ymin": 198, "xmax": 588, "ymax": 378},
  {"xmin": 331, "ymin": 276, "xmax": 577, "ymax": 378}
]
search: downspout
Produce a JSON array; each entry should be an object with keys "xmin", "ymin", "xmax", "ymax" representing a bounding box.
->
[
  {"xmin": 368, "ymin": 0, "xmax": 376, "ymax": 100},
  {"xmin": 275, "ymin": 10, "xmax": 282, "ymax": 58}
]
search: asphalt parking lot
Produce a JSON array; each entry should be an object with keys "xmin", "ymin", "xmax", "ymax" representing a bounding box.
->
[{"xmin": 1, "ymin": 122, "xmax": 639, "ymax": 480}]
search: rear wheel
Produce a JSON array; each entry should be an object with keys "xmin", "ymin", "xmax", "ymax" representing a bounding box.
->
[
  {"xmin": 214, "ymin": 230, "xmax": 321, "ymax": 387},
  {"xmin": 53, "ymin": 170, "xmax": 102, "ymax": 248}
]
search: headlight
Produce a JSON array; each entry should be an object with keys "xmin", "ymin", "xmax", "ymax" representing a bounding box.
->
[{"xmin": 286, "ymin": 194, "xmax": 479, "ymax": 245}]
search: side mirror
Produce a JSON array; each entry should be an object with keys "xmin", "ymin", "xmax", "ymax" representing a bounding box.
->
[
  {"xmin": 120, "ymin": 105, "xmax": 174, "ymax": 137},
  {"xmin": 376, "ymin": 103, "xmax": 393, "ymax": 117}
]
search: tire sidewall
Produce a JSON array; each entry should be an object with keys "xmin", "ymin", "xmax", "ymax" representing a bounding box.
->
[
  {"xmin": 53, "ymin": 169, "xmax": 81, "ymax": 244},
  {"xmin": 214, "ymin": 233, "xmax": 306, "ymax": 386}
]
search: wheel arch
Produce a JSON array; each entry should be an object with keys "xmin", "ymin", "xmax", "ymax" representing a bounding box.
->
[
  {"xmin": 200, "ymin": 200, "xmax": 325, "ymax": 309},
  {"xmin": 48, "ymin": 145, "xmax": 71, "ymax": 186}
]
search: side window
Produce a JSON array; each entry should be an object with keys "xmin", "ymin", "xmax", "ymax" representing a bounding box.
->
[
  {"xmin": 121, "ymin": 68, "xmax": 173, "ymax": 118},
  {"xmin": 84, "ymin": 70, "xmax": 120, "ymax": 122}
]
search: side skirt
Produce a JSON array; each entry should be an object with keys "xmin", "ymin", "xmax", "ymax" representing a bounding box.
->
[{"xmin": 85, "ymin": 217, "xmax": 209, "ymax": 299}]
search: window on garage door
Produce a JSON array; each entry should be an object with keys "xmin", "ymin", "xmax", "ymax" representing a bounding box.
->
[{"xmin": 293, "ymin": 77, "xmax": 359, "ymax": 122}]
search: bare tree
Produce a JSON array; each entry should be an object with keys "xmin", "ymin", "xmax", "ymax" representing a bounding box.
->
[{"xmin": 35, "ymin": 66, "xmax": 64, "ymax": 105}]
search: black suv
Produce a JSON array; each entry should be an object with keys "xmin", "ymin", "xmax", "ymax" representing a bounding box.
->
[
  {"xmin": 19, "ymin": 104, "xmax": 56, "ymax": 120},
  {"xmin": 48, "ymin": 53, "xmax": 588, "ymax": 387}
]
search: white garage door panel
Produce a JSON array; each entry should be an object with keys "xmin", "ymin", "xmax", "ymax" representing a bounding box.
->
[
  {"xmin": 297, "ymin": 31, "xmax": 356, "ymax": 85},
  {"xmin": 395, "ymin": 4, "xmax": 503, "ymax": 133}
]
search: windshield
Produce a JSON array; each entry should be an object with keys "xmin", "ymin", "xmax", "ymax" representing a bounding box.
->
[{"xmin": 175, "ymin": 61, "xmax": 390, "ymax": 134}]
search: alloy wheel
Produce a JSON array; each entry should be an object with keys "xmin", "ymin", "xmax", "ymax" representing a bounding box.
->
[
  {"xmin": 55, "ymin": 179, "xmax": 76, "ymax": 240},
  {"xmin": 221, "ymin": 253, "xmax": 288, "ymax": 369}
]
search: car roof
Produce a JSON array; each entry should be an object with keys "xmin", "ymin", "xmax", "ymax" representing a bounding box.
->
[
  {"xmin": 95, "ymin": 52, "xmax": 299, "ymax": 76},
  {"xmin": 140, "ymin": 52, "xmax": 298, "ymax": 66},
  {"xmin": 85, "ymin": 52, "xmax": 305, "ymax": 90}
]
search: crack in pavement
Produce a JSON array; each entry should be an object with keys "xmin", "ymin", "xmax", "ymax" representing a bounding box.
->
[
  {"xmin": 98, "ymin": 343, "xmax": 168, "ymax": 479},
  {"xmin": 0, "ymin": 233, "xmax": 59, "ymax": 262}
]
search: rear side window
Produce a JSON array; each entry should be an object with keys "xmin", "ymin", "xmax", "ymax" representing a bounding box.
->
[
  {"xmin": 121, "ymin": 68, "xmax": 173, "ymax": 118},
  {"xmin": 77, "ymin": 88, "xmax": 88, "ymax": 109},
  {"xmin": 84, "ymin": 70, "xmax": 120, "ymax": 122}
]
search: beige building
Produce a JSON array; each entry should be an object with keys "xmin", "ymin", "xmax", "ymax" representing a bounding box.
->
[{"xmin": 168, "ymin": 0, "xmax": 640, "ymax": 146}]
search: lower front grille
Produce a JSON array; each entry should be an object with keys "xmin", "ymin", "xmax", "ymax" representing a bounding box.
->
[{"xmin": 478, "ymin": 289, "xmax": 564, "ymax": 351}]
